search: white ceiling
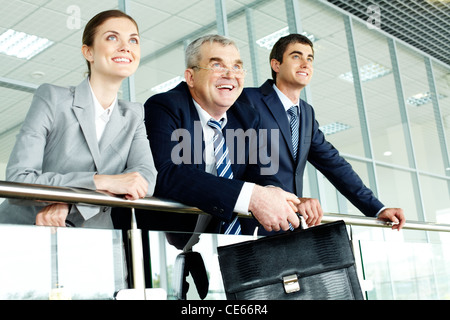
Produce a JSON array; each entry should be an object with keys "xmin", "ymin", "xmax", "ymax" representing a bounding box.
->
[
  {"xmin": 0, "ymin": 0, "xmax": 449, "ymax": 171},
  {"xmin": 327, "ymin": 0, "xmax": 450, "ymax": 66}
]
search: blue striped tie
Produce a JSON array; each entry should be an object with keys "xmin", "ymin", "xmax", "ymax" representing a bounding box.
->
[
  {"xmin": 287, "ymin": 106, "xmax": 299, "ymax": 232},
  {"xmin": 207, "ymin": 119, "xmax": 241, "ymax": 235},
  {"xmin": 287, "ymin": 106, "xmax": 299, "ymax": 161}
]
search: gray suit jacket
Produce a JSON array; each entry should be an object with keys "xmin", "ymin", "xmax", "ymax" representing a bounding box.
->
[{"xmin": 0, "ymin": 78, "xmax": 157, "ymax": 228}]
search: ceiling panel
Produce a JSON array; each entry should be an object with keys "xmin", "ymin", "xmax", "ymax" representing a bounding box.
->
[
  {"xmin": 0, "ymin": 0, "xmax": 39, "ymax": 27},
  {"xmin": 326, "ymin": 0, "xmax": 450, "ymax": 66},
  {"xmin": 0, "ymin": 0, "xmax": 449, "ymax": 169}
]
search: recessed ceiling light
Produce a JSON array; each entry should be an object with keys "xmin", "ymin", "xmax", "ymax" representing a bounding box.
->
[
  {"xmin": 406, "ymin": 91, "xmax": 446, "ymax": 107},
  {"xmin": 151, "ymin": 76, "xmax": 184, "ymax": 93},
  {"xmin": 319, "ymin": 122, "xmax": 351, "ymax": 135},
  {"xmin": 339, "ymin": 63, "xmax": 391, "ymax": 83},
  {"xmin": 256, "ymin": 27, "xmax": 316, "ymax": 50},
  {"xmin": 0, "ymin": 29, "xmax": 53, "ymax": 60},
  {"xmin": 31, "ymin": 71, "xmax": 45, "ymax": 79},
  {"xmin": 383, "ymin": 151, "xmax": 392, "ymax": 156}
]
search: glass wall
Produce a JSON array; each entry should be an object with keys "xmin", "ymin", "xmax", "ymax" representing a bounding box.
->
[
  {"xmin": 299, "ymin": 1, "xmax": 365, "ymax": 158},
  {"xmin": 0, "ymin": 225, "xmax": 126, "ymax": 299},
  {"xmin": 0, "ymin": 0, "xmax": 449, "ymax": 300},
  {"xmin": 360, "ymin": 239, "xmax": 450, "ymax": 300},
  {"xmin": 1, "ymin": 0, "xmax": 448, "ymax": 221},
  {"xmin": 397, "ymin": 43, "xmax": 446, "ymax": 176}
]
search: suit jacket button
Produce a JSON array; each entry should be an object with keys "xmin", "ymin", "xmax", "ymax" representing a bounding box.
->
[
  {"xmin": 219, "ymin": 209, "xmax": 224, "ymax": 214},
  {"xmin": 213, "ymin": 206, "xmax": 218, "ymax": 212}
]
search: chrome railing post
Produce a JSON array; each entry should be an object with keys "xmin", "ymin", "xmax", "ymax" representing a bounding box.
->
[{"xmin": 127, "ymin": 208, "xmax": 146, "ymax": 294}]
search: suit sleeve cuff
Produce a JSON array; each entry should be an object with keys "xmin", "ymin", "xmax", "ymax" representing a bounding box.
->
[{"xmin": 233, "ymin": 182, "xmax": 255, "ymax": 216}]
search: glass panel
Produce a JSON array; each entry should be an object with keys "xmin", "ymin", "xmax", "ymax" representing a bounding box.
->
[
  {"xmin": 132, "ymin": 0, "xmax": 217, "ymax": 102},
  {"xmin": 0, "ymin": 89, "xmax": 33, "ymax": 169},
  {"xmin": 297, "ymin": 0, "xmax": 365, "ymax": 157},
  {"xmin": 352, "ymin": 20, "xmax": 409, "ymax": 167},
  {"xmin": 0, "ymin": 225, "xmax": 127, "ymax": 300},
  {"xmin": 0, "ymin": 225, "xmax": 51, "ymax": 299},
  {"xmin": 419, "ymin": 174, "xmax": 450, "ymax": 228},
  {"xmin": 376, "ymin": 165, "xmax": 419, "ymax": 220},
  {"xmin": 359, "ymin": 240, "xmax": 450, "ymax": 300},
  {"xmin": 55, "ymin": 227, "xmax": 127, "ymax": 299},
  {"xmin": 397, "ymin": 43, "xmax": 446, "ymax": 175},
  {"xmin": 432, "ymin": 61, "xmax": 450, "ymax": 173},
  {"xmin": 230, "ymin": 0, "xmax": 287, "ymax": 87},
  {"xmin": 148, "ymin": 230, "xmax": 258, "ymax": 300}
]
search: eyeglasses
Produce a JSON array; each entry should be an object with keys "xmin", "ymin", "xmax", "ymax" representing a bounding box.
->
[{"xmin": 193, "ymin": 64, "xmax": 247, "ymax": 78}]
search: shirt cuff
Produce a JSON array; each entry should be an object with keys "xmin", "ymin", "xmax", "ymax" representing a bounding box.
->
[
  {"xmin": 375, "ymin": 206, "xmax": 386, "ymax": 217},
  {"xmin": 234, "ymin": 182, "xmax": 255, "ymax": 215}
]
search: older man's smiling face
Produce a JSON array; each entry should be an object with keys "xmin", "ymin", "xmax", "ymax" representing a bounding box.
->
[{"xmin": 185, "ymin": 42, "xmax": 245, "ymax": 120}]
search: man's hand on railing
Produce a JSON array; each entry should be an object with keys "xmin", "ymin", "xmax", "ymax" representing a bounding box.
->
[
  {"xmin": 377, "ymin": 207, "xmax": 406, "ymax": 231},
  {"xmin": 248, "ymin": 186, "xmax": 301, "ymax": 232},
  {"xmin": 296, "ymin": 197, "xmax": 323, "ymax": 228},
  {"xmin": 35, "ymin": 203, "xmax": 70, "ymax": 227}
]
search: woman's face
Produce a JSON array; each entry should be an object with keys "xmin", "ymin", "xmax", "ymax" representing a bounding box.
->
[{"xmin": 82, "ymin": 17, "xmax": 140, "ymax": 81}]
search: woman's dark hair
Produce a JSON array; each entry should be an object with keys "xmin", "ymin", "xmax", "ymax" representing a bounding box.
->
[
  {"xmin": 269, "ymin": 34, "xmax": 314, "ymax": 81},
  {"xmin": 82, "ymin": 10, "xmax": 139, "ymax": 77}
]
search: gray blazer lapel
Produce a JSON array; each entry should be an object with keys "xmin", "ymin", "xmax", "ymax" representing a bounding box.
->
[
  {"xmin": 99, "ymin": 100, "xmax": 124, "ymax": 154},
  {"xmin": 71, "ymin": 78, "xmax": 102, "ymax": 170}
]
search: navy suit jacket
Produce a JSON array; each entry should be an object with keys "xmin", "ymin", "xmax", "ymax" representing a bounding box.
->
[
  {"xmin": 138, "ymin": 82, "xmax": 282, "ymax": 235},
  {"xmin": 241, "ymin": 80, "xmax": 384, "ymax": 217}
]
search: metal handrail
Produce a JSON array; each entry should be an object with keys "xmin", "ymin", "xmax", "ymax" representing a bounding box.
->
[{"xmin": 1, "ymin": 180, "xmax": 450, "ymax": 233}]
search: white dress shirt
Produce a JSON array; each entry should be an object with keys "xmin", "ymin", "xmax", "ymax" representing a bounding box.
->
[
  {"xmin": 273, "ymin": 83, "xmax": 300, "ymax": 119},
  {"xmin": 88, "ymin": 80, "xmax": 116, "ymax": 142},
  {"xmin": 193, "ymin": 99, "xmax": 254, "ymax": 216}
]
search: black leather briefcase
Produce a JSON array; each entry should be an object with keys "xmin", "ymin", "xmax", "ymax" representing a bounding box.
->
[{"xmin": 217, "ymin": 220, "xmax": 363, "ymax": 300}]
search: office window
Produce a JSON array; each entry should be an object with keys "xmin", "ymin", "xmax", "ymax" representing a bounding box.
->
[
  {"xmin": 397, "ymin": 43, "xmax": 447, "ymax": 175},
  {"xmin": 432, "ymin": 61, "xmax": 450, "ymax": 173},
  {"xmin": 352, "ymin": 20, "xmax": 410, "ymax": 168},
  {"xmin": 227, "ymin": 0, "xmax": 288, "ymax": 87},
  {"xmin": 376, "ymin": 166, "xmax": 420, "ymax": 221},
  {"xmin": 420, "ymin": 174, "xmax": 450, "ymax": 224},
  {"xmin": 298, "ymin": 1, "xmax": 366, "ymax": 158},
  {"xmin": 131, "ymin": 0, "xmax": 217, "ymax": 103}
]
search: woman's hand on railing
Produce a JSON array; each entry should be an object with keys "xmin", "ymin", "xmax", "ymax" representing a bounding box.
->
[
  {"xmin": 93, "ymin": 172, "xmax": 149, "ymax": 200},
  {"xmin": 35, "ymin": 203, "xmax": 70, "ymax": 227}
]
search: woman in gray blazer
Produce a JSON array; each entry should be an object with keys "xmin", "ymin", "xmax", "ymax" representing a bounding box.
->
[{"xmin": 0, "ymin": 10, "xmax": 157, "ymax": 228}]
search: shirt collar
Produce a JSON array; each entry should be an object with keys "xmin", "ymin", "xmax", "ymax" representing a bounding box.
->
[
  {"xmin": 88, "ymin": 79, "xmax": 117, "ymax": 121},
  {"xmin": 273, "ymin": 83, "xmax": 300, "ymax": 113},
  {"xmin": 192, "ymin": 99, "xmax": 228, "ymax": 128}
]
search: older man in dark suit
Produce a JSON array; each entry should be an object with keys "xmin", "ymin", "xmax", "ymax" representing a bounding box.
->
[{"xmin": 137, "ymin": 34, "xmax": 310, "ymax": 236}]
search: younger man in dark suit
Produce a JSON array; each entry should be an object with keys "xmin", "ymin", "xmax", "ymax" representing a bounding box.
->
[{"xmin": 241, "ymin": 34, "xmax": 405, "ymax": 230}]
